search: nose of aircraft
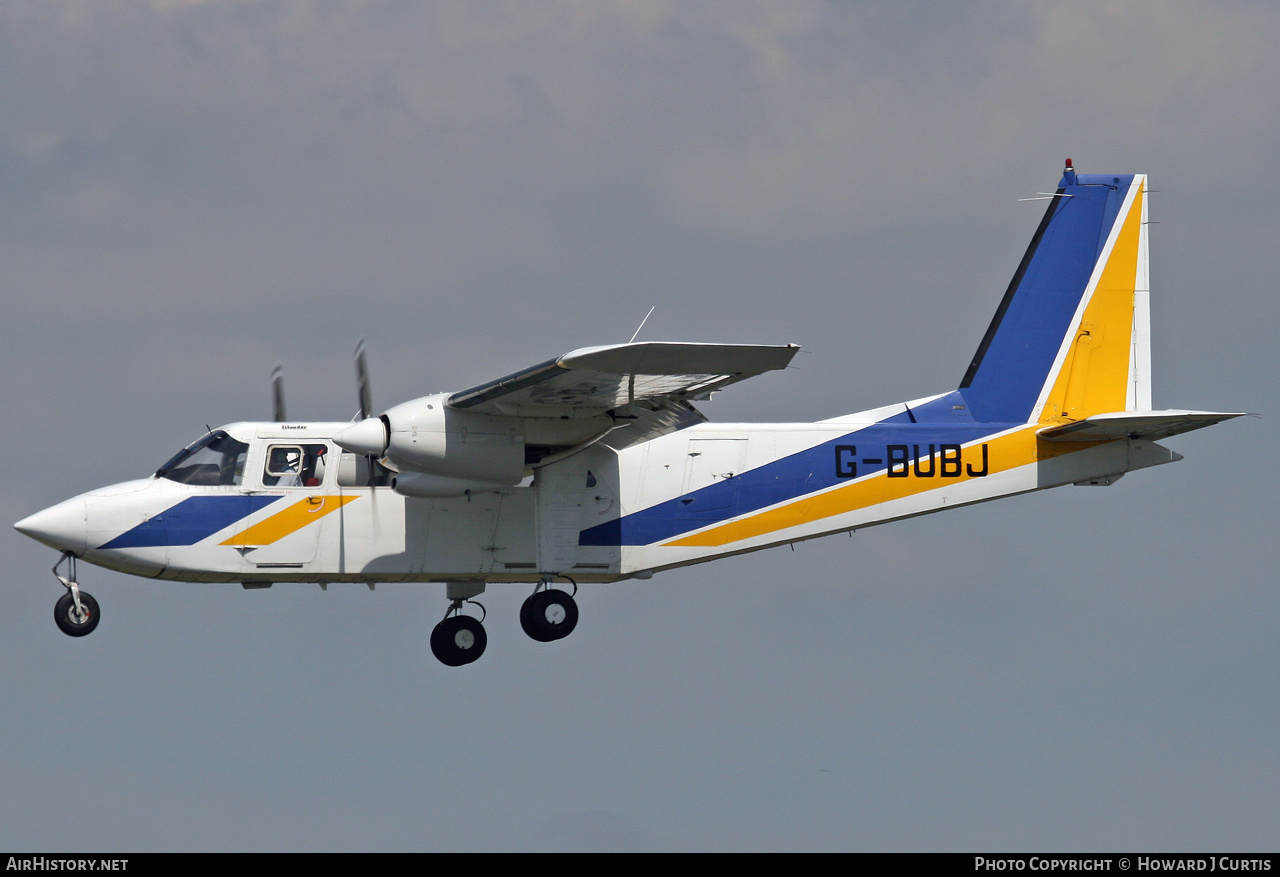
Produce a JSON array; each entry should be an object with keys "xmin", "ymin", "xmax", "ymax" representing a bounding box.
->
[{"xmin": 14, "ymin": 496, "xmax": 88, "ymax": 554}]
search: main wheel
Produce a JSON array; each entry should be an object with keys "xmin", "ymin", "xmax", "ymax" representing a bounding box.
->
[
  {"xmin": 520, "ymin": 589, "xmax": 579, "ymax": 642},
  {"xmin": 430, "ymin": 615, "xmax": 487, "ymax": 666},
  {"xmin": 54, "ymin": 591, "xmax": 100, "ymax": 637}
]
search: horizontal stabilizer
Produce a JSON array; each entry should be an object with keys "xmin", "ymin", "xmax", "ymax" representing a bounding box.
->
[{"xmin": 1037, "ymin": 410, "xmax": 1246, "ymax": 442}]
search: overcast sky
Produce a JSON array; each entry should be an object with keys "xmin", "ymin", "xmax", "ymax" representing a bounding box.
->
[{"xmin": 2, "ymin": 0, "xmax": 1276, "ymax": 852}]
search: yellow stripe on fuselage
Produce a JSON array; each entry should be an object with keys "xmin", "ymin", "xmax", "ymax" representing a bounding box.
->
[
  {"xmin": 221, "ymin": 495, "xmax": 357, "ymax": 547},
  {"xmin": 664, "ymin": 428, "xmax": 1091, "ymax": 548}
]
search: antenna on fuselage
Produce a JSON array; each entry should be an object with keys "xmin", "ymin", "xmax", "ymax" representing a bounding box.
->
[{"xmin": 271, "ymin": 363, "xmax": 287, "ymax": 422}]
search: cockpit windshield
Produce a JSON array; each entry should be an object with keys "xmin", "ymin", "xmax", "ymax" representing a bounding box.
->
[{"xmin": 156, "ymin": 431, "xmax": 249, "ymax": 486}]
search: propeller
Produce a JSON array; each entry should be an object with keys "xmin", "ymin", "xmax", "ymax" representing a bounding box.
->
[
  {"xmin": 355, "ymin": 338, "xmax": 373, "ymax": 422},
  {"xmin": 350, "ymin": 338, "xmax": 386, "ymax": 489},
  {"xmin": 270, "ymin": 343, "xmax": 389, "ymax": 487},
  {"xmin": 271, "ymin": 363, "xmax": 286, "ymax": 422},
  {"xmin": 337, "ymin": 340, "xmax": 388, "ymax": 456}
]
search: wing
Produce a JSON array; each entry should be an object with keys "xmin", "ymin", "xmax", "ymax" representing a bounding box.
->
[
  {"xmin": 447, "ymin": 342, "xmax": 800, "ymax": 418},
  {"xmin": 1037, "ymin": 410, "xmax": 1247, "ymax": 442}
]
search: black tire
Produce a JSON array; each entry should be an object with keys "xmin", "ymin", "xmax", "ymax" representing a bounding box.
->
[
  {"xmin": 54, "ymin": 591, "xmax": 100, "ymax": 637},
  {"xmin": 520, "ymin": 589, "xmax": 579, "ymax": 642},
  {"xmin": 430, "ymin": 615, "xmax": 487, "ymax": 667}
]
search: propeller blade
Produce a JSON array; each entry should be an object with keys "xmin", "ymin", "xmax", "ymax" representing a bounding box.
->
[
  {"xmin": 271, "ymin": 363, "xmax": 286, "ymax": 422},
  {"xmin": 355, "ymin": 338, "xmax": 373, "ymax": 422}
]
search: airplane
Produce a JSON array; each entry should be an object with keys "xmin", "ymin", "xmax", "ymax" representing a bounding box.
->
[{"xmin": 15, "ymin": 161, "xmax": 1244, "ymax": 666}]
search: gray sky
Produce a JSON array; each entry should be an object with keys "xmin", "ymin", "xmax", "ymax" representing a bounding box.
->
[{"xmin": 2, "ymin": 0, "xmax": 1275, "ymax": 852}]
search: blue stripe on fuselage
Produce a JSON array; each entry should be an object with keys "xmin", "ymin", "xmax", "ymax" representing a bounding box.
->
[
  {"xmin": 98, "ymin": 495, "xmax": 280, "ymax": 549},
  {"xmin": 580, "ymin": 411, "xmax": 1012, "ymax": 547}
]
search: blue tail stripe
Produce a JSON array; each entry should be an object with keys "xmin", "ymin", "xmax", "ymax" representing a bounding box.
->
[{"xmin": 959, "ymin": 174, "xmax": 1134, "ymax": 423}]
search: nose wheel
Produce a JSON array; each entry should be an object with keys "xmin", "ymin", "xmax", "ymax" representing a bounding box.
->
[
  {"xmin": 430, "ymin": 599, "xmax": 487, "ymax": 667},
  {"xmin": 51, "ymin": 552, "xmax": 99, "ymax": 637},
  {"xmin": 55, "ymin": 590, "xmax": 99, "ymax": 636},
  {"xmin": 520, "ymin": 577, "xmax": 579, "ymax": 643}
]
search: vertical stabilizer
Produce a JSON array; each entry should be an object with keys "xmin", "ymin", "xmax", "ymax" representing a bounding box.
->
[{"xmin": 960, "ymin": 163, "xmax": 1149, "ymax": 424}]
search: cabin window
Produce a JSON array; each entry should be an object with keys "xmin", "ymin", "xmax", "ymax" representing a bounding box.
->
[
  {"xmin": 156, "ymin": 431, "xmax": 249, "ymax": 486},
  {"xmin": 263, "ymin": 443, "xmax": 329, "ymax": 487}
]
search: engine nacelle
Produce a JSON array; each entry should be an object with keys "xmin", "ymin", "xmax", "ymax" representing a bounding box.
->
[
  {"xmin": 334, "ymin": 393, "xmax": 614, "ymax": 483},
  {"xmin": 380, "ymin": 393, "xmax": 526, "ymax": 484},
  {"xmin": 391, "ymin": 472, "xmax": 513, "ymax": 498}
]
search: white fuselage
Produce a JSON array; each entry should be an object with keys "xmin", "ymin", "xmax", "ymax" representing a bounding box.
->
[{"xmin": 17, "ymin": 411, "xmax": 1178, "ymax": 587}]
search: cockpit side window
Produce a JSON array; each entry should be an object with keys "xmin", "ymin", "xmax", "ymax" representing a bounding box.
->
[
  {"xmin": 263, "ymin": 443, "xmax": 329, "ymax": 488},
  {"xmin": 157, "ymin": 431, "xmax": 249, "ymax": 486}
]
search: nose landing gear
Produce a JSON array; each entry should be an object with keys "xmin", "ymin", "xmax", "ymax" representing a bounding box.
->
[
  {"xmin": 52, "ymin": 552, "xmax": 99, "ymax": 637},
  {"xmin": 520, "ymin": 576, "xmax": 579, "ymax": 643}
]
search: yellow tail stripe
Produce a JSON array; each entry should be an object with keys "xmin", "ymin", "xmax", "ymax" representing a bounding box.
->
[
  {"xmin": 221, "ymin": 495, "xmax": 357, "ymax": 547},
  {"xmin": 1041, "ymin": 183, "xmax": 1145, "ymax": 423},
  {"xmin": 665, "ymin": 428, "xmax": 1088, "ymax": 548}
]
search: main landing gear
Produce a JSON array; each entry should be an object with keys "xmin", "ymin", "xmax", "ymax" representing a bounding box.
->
[
  {"xmin": 428, "ymin": 577, "xmax": 581, "ymax": 667},
  {"xmin": 52, "ymin": 552, "xmax": 99, "ymax": 637},
  {"xmin": 520, "ymin": 577, "xmax": 579, "ymax": 643},
  {"xmin": 430, "ymin": 589, "xmax": 488, "ymax": 667}
]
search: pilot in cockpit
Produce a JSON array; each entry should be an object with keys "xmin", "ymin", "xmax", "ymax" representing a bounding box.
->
[
  {"xmin": 267, "ymin": 446, "xmax": 304, "ymax": 487},
  {"xmin": 301, "ymin": 446, "xmax": 326, "ymax": 487}
]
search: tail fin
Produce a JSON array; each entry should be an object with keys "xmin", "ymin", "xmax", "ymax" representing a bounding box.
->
[{"xmin": 959, "ymin": 162, "xmax": 1150, "ymax": 424}]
